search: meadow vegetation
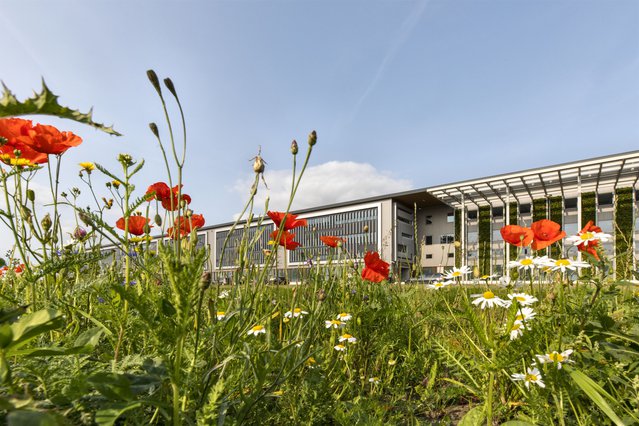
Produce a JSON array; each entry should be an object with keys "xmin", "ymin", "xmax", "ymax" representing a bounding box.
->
[{"xmin": 0, "ymin": 73, "xmax": 638, "ymax": 425}]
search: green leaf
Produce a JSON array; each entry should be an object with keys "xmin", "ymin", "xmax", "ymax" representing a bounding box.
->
[
  {"xmin": 73, "ymin": 327, "xmax": 104, "ymax": 349},
  {"xmin": 458, "ymin": 405, "xmax": 485, "ymax": 426},
  {"xmin": 569, "ymin": 369, "xmax": 625, "ymax": 426},
  {"xmin": 501, "ymin": 421, "xmax": 538, "ymax": 426},
  {"xmin": 94, "ymin": 402, "xmax": 143, "ymax": 426},
  {"xmin": 8, "ymin": 309, "xmax": 64, "ymax": 352},
  {"xmin": 0, "ymin": 80, "xmax": 121, "ymax": 136},
  {"xmin": 7, "ymin": 409, "xmax": 67, "ymax": 426},
  {"xmin": 88, "ymin": 372, "xmax": 134, "ymax": 401}
]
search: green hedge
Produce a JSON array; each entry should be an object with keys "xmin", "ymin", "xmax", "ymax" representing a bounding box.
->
[
  {"xmin": 478, "ymin": 206, "xmax": 491, "ymax": 275},
  {"xmin": 615, "ymin": 188, "xmax": 634, "ymax": 279},
  {"xmin": 533, "ymin": 198, "xmax": 547, "ymax": 222},
  {"xmin": 454, "ymin": 209, "xmax": 462, "ymax": 268},
  {"xmin": 549, "ymin": 196, "xmax": 563, "ymax": 258},
  {"xmin": 581, "ymin": 192, "xmax": 596, "ymax": 226}
]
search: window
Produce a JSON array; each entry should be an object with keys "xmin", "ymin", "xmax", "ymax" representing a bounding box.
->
[
  {"xmin": 440, "ymin": 234, "xmax": 454, "ymax": 244},
  {"xmin": 425, "ymin": 254, "xmax": 433, "ymax": 259},
  {"xmin": 598, "ymin": 193, "xmax": 613, "ymax": 206},
  {"xmin": 397, "ymin": 244, "xmax": 407, "ymax": 253},
  {"xmin": 426, "ymin": 215, "xmax": 433, "ymax": 225},
  {"xmin": 397, "ymin": 216, "xmax": 411, "ymax": 224},
  {"xmin": 467, "ymin": 231, "xmax": 478, "ymax": 244},
  {"xmin": 446, "ymin": 212, "xmax": 455, "ymax": 223},
  {"xmin": 425, "ymin": 235, "xmax": 433, "ymax": 245},
  {"xmin": 401, "ymin": 232, "xmax": 413, "ymax": 239},
  {"xmin": 565, "ymin": 198, "xmax": 577, "ymax": 209},
  {"xmin": 492, "ymin": 207, "xmax": 503, "ymax": 217},
  {"xmin": 468, "ymin": 210, "xmax": 478, "ymax": 220},
  {"xmin": 519, "ymin": 203, "xmax": 531, "ymax": 214},
  {"xmin": 448, "ymin": 253, "xmax": 454, "ymax": 258}
]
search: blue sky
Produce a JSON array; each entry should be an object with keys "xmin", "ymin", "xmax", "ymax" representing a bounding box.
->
[{"xmin": 1, "ymin": 0, "xmax": 638, "ymax": 248}]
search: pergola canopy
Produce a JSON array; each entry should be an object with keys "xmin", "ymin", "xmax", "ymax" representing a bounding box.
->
[{"xmin": 427, "ymin": 151, "xmax": 639, "ymax": 208}]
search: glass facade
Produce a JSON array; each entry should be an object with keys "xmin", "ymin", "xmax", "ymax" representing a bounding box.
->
[
  {"xmin": 289, "ymin": 207, "xmax": 378, "ymax": 263},
  {"xmin": 215, "ymin": 224, "xmax": 274, "ymax": 268}
]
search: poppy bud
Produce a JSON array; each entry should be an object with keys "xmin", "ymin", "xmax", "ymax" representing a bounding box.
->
[
  {"xmin": 154, "ymin": 214, "xmax": 162, "ymax": 227},
  {"xmin": 149, "ymin": 122, "xmax": 159, "ymax": 138},
  {"xmin": 79, "ymin": 211, "xmax": 93, "ymax": 227},
  {"xmin": 41, "ymin": 213, "xmax": 52, "ymax": 232},
  {"xmin": 20, "ymin": 205, "xmax": 31, "ymax": 222},
  {"xmin": 26, "ymin": 189, "xmax": 35, "ymax": 202},
  {"xmin": 290, "ymin": 140, "xmax": 298, "ymax": 155},
  {"xmin": 199, "ymin": 272, "xmax": 211, "ymax": 290},
  {"xmin": 312, "ymin": 226, "xmax": 317, "ymax": 232},
  {"xmin": 106, "ymin": 182, "xmax": 112, "ymax": 188},
  {"xmin": 0, "ymin": 136, "xmax": 7, "ymax": 146},
  {"xmin": 511, "ymin": 270, "xmax": 519, "ymax": 280},
  {"xmin": 253, "ymin": 156, "xmax": 265, "ymax": 174},
  {"xmin": 317, "ymin": 289, "xmax": 326, "ymax": 301},
  {"xmin": 143, "ymin": 224, "xmax": 151, "ymax": 234},
  {"xmin": 146, "ymin": 70, "xmax": 162, "ymax": 95},
  {"xmin": 363, "ymin": 225, "xmax": 369, "ymax": 233},
  {"xmin": 164, "ymin": 78, "xmax": 177, "ymax": 97},
  {"xmin": 308, "ymin": 130, "xmax": 317, "ymax": 146},
  {"xmin": 473, "ymin": 266, "xmax": 480, "ymax": 278},
  {"xmin": 185, "ymin": 209, "xmax": 193, "ymax": 218}
]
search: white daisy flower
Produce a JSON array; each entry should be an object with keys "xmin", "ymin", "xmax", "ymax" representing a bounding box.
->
[
  {"xmin": 546, "ymin": 258, "xmax": 591, "ymax": 273},
  {"xmin": 284, "ymin": 308, "xmax": 308, "ymax": 318},
  {"xmin": 509, "ymin": 321, "xmax": 526, "ymax": 340},
  {"xmin": 334, "ymin": 344, "xmax": 347, "ymax": 352},
  {"xmin": 325, "ymin": 319, "xmax": 346, "ymax": 329},
  {"xmin": 566, "ymin": 231, "xmax": 612, "ymax": 247},
  {"xmin": 535, "ymin": 349, "xmax": 574, "ymax": 369},
  {"xmin": 368, "ymin": 377, "xmax": 380, "ymax": 384},
  {"xmin": 337, "ymin": 312, "xmax": 352, "ymax": 322},
  {"xmin": 443, "ymin": 266, "xmax": 471, "ymax": 280},
  {"xmin": 216, "ymin": 311, "xmax": 226, "ymax": 320},
  {"xmin": 471, "ymin": 291, "xmax": 509, "ymax": 309},
  {"xmin": 511, "ymin": 367, "xmax": 545, "ymax": 389},
  {"xmin": 508, "ymin": 293, "xmax": 538, "ymax": 306},
  {"xmin": 247, "ymin": 325, "xmax": 266, "ymax": 336},
  {"xmin": 507, "ymin": 257, "xmax": 536, "ymax": 271},
  {"xmin": 498, "ymin": 276, "xmax": 511, "ymax": 287},
  {"xmin": 514, "ymin": 307, "xmax": 536, "ymax": 322},
  {"xmin": 338, "ymin": 333, "xmax": 357, "ymax": 343},
  {"xmin": 218, "ymin": 290, "xmax": 230, "ymax": 299},
  {"xmin": 427, "ymin": 281, "xmax": 452, "ymax": 290}
]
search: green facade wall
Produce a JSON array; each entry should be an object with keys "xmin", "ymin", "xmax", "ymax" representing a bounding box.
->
[
  {"xmin": 454, "ymin": 209, "xmax": 462, "ymax": 267},
  {"xmin": 615, "ymin": 188, "xmax": 634, "ymax": 279},
  {"xmin": 478, "ymin": 206, "xmax": 491, "ymax": 275},
  {"xmin": 581, "ymin": 192, "xmax": 596, "ymax": 226},
  {"xmin": 533, "ymin": 198, "xmax": 548, "ymax": 222},
  {"xmin": 549, "ymin": 196, "xmax": 563, "ymax": 258}
]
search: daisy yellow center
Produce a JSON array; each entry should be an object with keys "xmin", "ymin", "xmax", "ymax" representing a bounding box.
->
[
  {"xmin": 520, "ymin": 259, "xmax": 533, "ymax": 266},
  {"xmin": 434, "ymin": 283, "xmax": 444, "ymax": 287},
  {"xmin": 251, "ymin": 325, "xmax": 264, "ymax": 332},
  {"xmin": 525, "ymin": 373, "xmax": 538, "ymax": 382},
  {"xmin": 512, "ymin": 323, "xmax": 522, "ymax": 331},
  {"xmin": 516, "ymin": 314, "xmax": 524, "ymax": 321},
  {"xmin": 483, "ymin": 291, "xmax": 495, "ymax": 299},
  {"xmin": 293, "ymin": 308, "xmax": 302, "ymax": 314},
  {"xmin": 515, "ymin": 296, "xmax": 526, "ymax": 302},
  {"xmin": 330, "ymin": 320, "xmax": 341, "ymax": 325},
  {"xmin": 342, "ymin": 334, "xmax": 352, "ymax": 339},
  {"xmin": 580, "ymin": 232, "xmax": 594, "ymax": 240},
  {"xmin": 217, "ymin": 311, "xmax": 225, "ymax": 315},
  {"xmin": 336, "ymin": 345, "xmax": 345, "ymax": 349},
  {"xmin": 555, "ymin": 259, "xmax": 570, "ymax": 266},
  {"xmin": 548, "ymin": 352, "xmax": 564, "ymax": 362},
  {"xmin": 338, "ymin": 313, "xmax": 348, "ymax": 318},
  {"xmin": 452, "ymin": 271, "xmax": 461, "ymax": 277}
]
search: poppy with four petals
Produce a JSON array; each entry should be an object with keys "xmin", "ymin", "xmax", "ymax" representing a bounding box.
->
[
  {"xmin": 530, "ymin": 219, "xmax": 566, "ymax": 250},
  {"xmin": 361, "ymin": 251, "xmax": 390, "ymax": 283},
  {"xmin": 270, "ymin": 230, "xmax": 301, "ymax": 250},
  {"xmin": 500, "ymin": 225, "xmax": 534, "ymax": 247},
  {"xmin": 116, "ymin": 216, "xmax": 152, "ymax": 236},
  {"xmin": 320, "ymin": 236, "xmax": 346, "ymax": 248},
  {"xmin": 168, "ymin": 214, "xmax": 206, "ymax": 238},
  {"xmin": 267, "ymin": 211, "xmax": 307, "ymax": 231}
]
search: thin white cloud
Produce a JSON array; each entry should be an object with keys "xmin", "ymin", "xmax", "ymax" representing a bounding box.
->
[{"xmin": 232, "ymin": 160, "xmax": 412, "ymax": 215}]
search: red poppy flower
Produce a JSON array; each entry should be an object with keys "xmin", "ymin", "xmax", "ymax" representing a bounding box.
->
[
  {"xmin": 146, "ymin": 182, "xmax": 191, "ymax": 211},
  {"xmin": 267, "ymin": 211, "xmax": 307, "ymax": 231},
  {"xmin": 168, "ymin": 214, "xmax": 206, "ymax": 238},
  {"xmin": 320, "ymin": 236, "xmax": 345, "ymax": 248},
  {"xmin": 18, "ymin": 122, "xmax": 82, "ymax": 156},
  {"xmin": 270, "ymin": 230, "xmax": 301, "ymax": 250},
  {"xmin": 500, "ymin": 225, "xmax": 533, "ymax": 247},
  {"xmin": 530, "ymin": 219, "xmax": 566, "ymax": 250},
  {"xmin": 0, "ymin": 118, "xmax": 48, "ymax": 165},
  {"xmin": 13, "ymin": 264, "xmax": 25, "ymax": 274},
  {"xmin": 577, "ymin": 221, "xmax": 602, "ymax": 260},
  {"xmin": 116, "ymin": 216, "xmax": 152, "ymax": 236},
  {"xmin": 361, "ymin": 251, "xmax": 390, "ymax": 283}
]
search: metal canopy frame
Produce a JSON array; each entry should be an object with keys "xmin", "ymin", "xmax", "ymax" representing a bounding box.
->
[{"xmin": 427, "ymin": 151, "xmax": 639, "ymax": 208}]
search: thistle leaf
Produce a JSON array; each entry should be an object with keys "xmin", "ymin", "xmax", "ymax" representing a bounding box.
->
[{"xmin": 0, "ymin": 80, "xmax": 121, "ymax": 136}]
